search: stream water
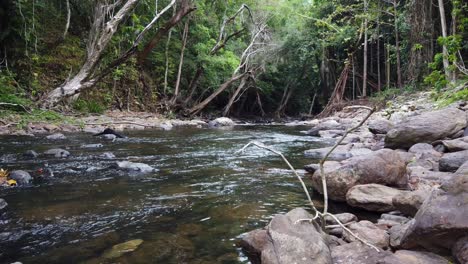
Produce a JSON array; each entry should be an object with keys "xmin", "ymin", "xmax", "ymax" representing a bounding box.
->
[{"xmin": 0, "ymin": 125, "xmax": 365, "ymax": 263}]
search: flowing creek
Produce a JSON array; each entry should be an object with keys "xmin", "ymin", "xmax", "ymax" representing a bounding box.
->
[{"xmin": 0, "ymin": 125, "xmax": 372, "ymax": 263}]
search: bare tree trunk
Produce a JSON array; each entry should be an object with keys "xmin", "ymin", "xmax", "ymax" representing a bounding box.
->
[
  {"xmin": 308, "ymin": 91, "xmax": 317, "ymax": 115},
  {"xmin": 386, "ymin": 43, "xmax": 391, "ymax": 88},
  {"xmin": 63, "ymin": 0, "xmax": 71, "ymax": 40},
  {"xmin": 223, "ymin": 75, "xmax": 248, "ymax": 116},
  {"xmin": 164, "ymin": 5, "xmax": 177, "ymax": 95},
  {"xmin": 393, "ymin": 0, "xmax": 402, "ymax": 89},
  {"xmin": 256, "ymin": 91, "xmax": 266, "ymax": 117},
  {"xmin": 363, "ymin": 0, "xmax": 368, "ymax": 97},
  {"xmin": 171, "ymin": 19, "xmax": 190, "ymax": 104},
  {"xmin": 184, "ymin": 67, "xmax": 203, "ymax": 105},
  {"xmin": 377, "ymin": 3, "xmax": 381, "ymax": 92},
  {"xmin": 437, "ymin": 0, "xmax": 453, "ymax": 82}
]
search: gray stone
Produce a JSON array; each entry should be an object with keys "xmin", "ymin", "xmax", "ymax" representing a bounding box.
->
[
  {"xmin": 44, "ymin": 148, "xmax": 70, "ymax": 158},
  {"xmin": 46, "ymin": 133, "xmax": 67, "ymax": 140},
  {"xmin": 392, "ymin": 189, "xmax": 429, "ymax": 217},
  {"xmin": 438, "ymin": 137, "xmax": 468, "ymax": 152},
  {"xmin": 304, "ymin": 144, "xmax": 372, "ymax": 161},
  {"xmin": 81, "ymin": 144, "xmax": 104, "ymax": 149},
  {"xmin": 307, "ymin": 120, "xmax": 344, "ymax": 136},
  {"xmin": 304, "ymin": 161, "xmax": 341, "ymax": 174},
  {"xmin": 385, "ymin": 108, "xmax": 467, "ymax": 149},
  {"xmin": 240, "ymin": 208, "xmax": 332, "ymax": 264},
  {"xmin": 368, "ymin": 118, "xmax": 394, "ymax": 134},
  {"xmin": 331, "ymin": 241, "xmax": 395, "ymax": 264},
  {"xmin": 100, "ymin": 152, "xmax": 116, "ymax": 159},
  {"xmin": 23, "ymin": 150, "xmax": 38, "ymax": 159},
  {"xmin": 208, "ymin": 117, "xmax": 235, "ymax": 127},
  {"xmin": 452, "ymin": 236, "xmax": 468, "ymax": 264},
  {"xmin": 389, "ymin": 221, "xmax": 412, "ymax": 248},
  {"xmin": 325, "ymin": 213, "xmax": 358, "ymax": 225},
  {"xmin": 116, "ymin": 161, "xmax": 155, "ymax": 173},
  {"xmin": 9, "ymin": 170, "xmax": 32, "ymax": 185},
  {"xmin": 311, "ymin": 149, "xmax": 408, "ymax": 201},
  {"xmin": 343, "ymin": 221, "xmax": 390, "ymax": 249},
  {"xmin": 380, "ymin": 250, "xmax": 449, "ymax": 264},
  {"xmin": 0, "ymin": 198, "xmax": 7, "ymax": 210},
  {"xmin": 346, "ymin": 184, "xmax": 406, "ymax": 212},
  {"xmin": 439, "ymin": 150, "xmax": 468, "ymax": 172}
]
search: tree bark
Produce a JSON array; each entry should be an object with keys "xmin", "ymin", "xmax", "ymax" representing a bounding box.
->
[
  {"xmin": 164, "ymin": 5, "xmax": 177, "ymax": 95},
  {"xmin": 63, "ymin": 0, "xmax": 71, "ymax": 40},
  {"xmin": 223, "ymin": 75, "xmax": 248, "ymax": 116},
  {"xmin": 437, "ymin": 0, "xmax": 453, "ymax": 82},
  {"xmin": 393, "ymin": 0, "xmax": 402, "ymax": 89},
  {"xmin": 171, "ymin": 19, "xmax": 190, "ymax": 104},
  {"xmin": 362, "ymin": 0, "xmax": 368, "ymax": 97}
]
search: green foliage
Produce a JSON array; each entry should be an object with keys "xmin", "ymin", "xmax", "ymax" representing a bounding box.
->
[{"xmin": 73, "ymin": 99, "xmax": 106, "ymax": 114}]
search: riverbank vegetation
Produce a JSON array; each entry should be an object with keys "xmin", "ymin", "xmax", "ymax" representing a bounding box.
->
[{"xmin": 0, "ymin": 0, "xmax": 466, "ymax": 119}]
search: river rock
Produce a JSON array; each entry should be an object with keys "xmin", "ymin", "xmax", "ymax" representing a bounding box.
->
[
  {"xmin": 408, "ymin": 143, "xmax": 441, "ymax": 170},
  {"xmin": 102, "ymin": 239, "xmax": 144, "ymax": 259},
  {"xmin": 239, "ymin": 208, "xmax": 332, "ymax": 264},
  {"xmin": 399, "ymin": 186, "xmax": 468, "ymax": 253},
  {"xmin": 452, "ymin": 236, "xmax": 468, "ymax": 264},
  {"xmin": 439, "ymin": 150, "xmax": 468, "ymax": 172},
  {"xmin": 454, "ymin": 160, "xmax": 468, "ymax": 175},
  {"xmin": 389, "ymin": 221, "xmax": 412, "ymax": 248},
  {"xmin": 100, "ymin": 152, "xmax": 116, "ymax": 159},
  {"xmin": 46, "ymin": 133, "xmax": 67, "ymax": 140},
  {"xmin": 325, "ymin": 213, "xmax": 358, "ymax": 225},
  {"xmin": 392, "ymin": 189, "xmax": 428, "ymax": 217},
  {"xmin": 304, "ymin": 161, "xmax": 341, "ymax": 174},
  {"xmin": 0, "ymin": 198, "xmax": 7, "ymax": 210},
  {"xmin": 331, "ymin": 241, "xmax": 395, "ymax": 263},
  {"xmin": 307, "ymin": 120, "xmax": 344, "ymax": 136},
  {"xmin": 346, "ymin": 184, "xmax": 405, "ymax": 212},
  {"xmin": 311, "ymin": 149, "xmax": 408, "ymax": 201},
  {"xmin": 378, "ymin": 214, "xmax": 410, "ymax": 228},
  {"xmin": 368, "ymin": 118, "xmax": 394, "ymax": 134},
  {"xmin": 80, "ymin": 144, "xmax": 103, "ymax": 149},
  {"xmin": 437, "ymin": 137, "xmax": 468, "ymax": 152},
  {"xmin": 44, "ymin": 148, "xmax": 70, "ymax": 158},
  {"xmin": 304, "ymin": 144, "xmax": 372, "ymax": 161},
  {"xmin": 9, "ymin": 170, "xmax": 32, "ymax": 185},
  {"xmin": 380, "ymin": 250, "xmax": 450, "ymax": 264},
  {"xmin": 23, "ymin": 150, "xmax": 38, "ymax": 159},
  {"xmin": 385, "ymin": 108, "xmax": 467, "ymax": 149},
  {"xmin": 208, "ymin": 117, "xmax": 235, "ymax": 127},
  {"xmin": 342, "ymin": 220, "xmax": 390, "ymax": 249},
  {"xmin": 116, "ymin": 161, "xmax": 156, "ymax": 173}
]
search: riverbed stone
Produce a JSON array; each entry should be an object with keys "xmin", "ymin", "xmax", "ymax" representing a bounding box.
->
[
  {"xmin": 381, "ymin": 250, "xmax": 450, "ymax": 264},
  {"xmin": 9, "ymin": 170, "xmax": 32, "ymax": 185},
  {"xmin": 99, "ymin": 152, "xmax": 116, "ymax": 159},
  {"xmin": 208, "ymin": 117, "xmax": 235, "ymax": 127},
  {"xmin": 346, "ymin": 184, "xmax": 405, "ymax": 212},
  {"xmin": 304, "ymin": 161, "xmax": 341, "ymax": 174},
  {"xmin": 46, "ymin": 133, "xmax": 67, "ymax": 140},
  {"xmin": 304, "ymin": 144, "xmax": 372, "ymax": 161},
  {"xmin": 0, "ymin": 198, "xmax": 7, "ymax": 210},
  {"xmin": 342, "ymin": 221, "xmax": 390, "ymax": 249},
  {"xmin": 311, "ymin": 149, "xmax": 408, "ymax": 201},
  {"xmin": 437, "ymin": 136, "xmax": 468, "ymax": 152},
  {"xmin": 23, "ymin": 150, "xmax": 38, "ymax": 159},
  {"xmin": 240, "ymin": 208, "xmax": 332, "ymax": 264},
  {"xmin": 331, "ymin": 241, "xmax": 395, "ymax": 263},
  {"xmin": 389, "ymin": 221, "xmax": 412, "ymax": 248},
  {"xmin": 368, "ymin": 118, "xmax": 394, "ymax": 134},
  {"xmin": 385, "ymin": 108, "xmax": 467, "ymax": 149},
  {"xmin": 307, "ymin": 120, "xmax": 344, "ymax": 136},
  {"xmin": 116, "ymin": 161, "xmax": 156, "ymax": 173},
  {"xmin": 44, "ymin": 148, "xmax": 70, "ymax": 158},
  {"xmin": 452, "ymin": 236, "xmax": 468, "ymax": 264},
  {"xmin": 81, "ymin": 144, "xmax": 103, "ymax": 149},
  {"xmin": 325, "ymin": 213, "xmax": 358, "ymax": 225},
  {"xmin": 102, "ymin": 239, "xmax": 144, "ymax": 259},
  {"xmin": 392, "ymin": 189, "xmax": 428, "ymax": 217},
  {"xmin": 439, "ymin": 150, "xmax": 468, "ymax": 172}
]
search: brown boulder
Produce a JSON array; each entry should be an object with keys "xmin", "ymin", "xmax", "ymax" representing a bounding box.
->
[{"xmin": 346, "ymin": 184, "xmax": 406, "ymax": 212}]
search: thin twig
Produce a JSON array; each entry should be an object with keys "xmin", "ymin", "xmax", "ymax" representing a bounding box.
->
[{"xmin": 0, "ymin": 102, "xmax": 31, "ymax": 114}]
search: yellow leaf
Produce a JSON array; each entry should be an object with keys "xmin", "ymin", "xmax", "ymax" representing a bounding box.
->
[{"xmin": 7, "ymin": 179, "xmax": 17, "ymax": 186}]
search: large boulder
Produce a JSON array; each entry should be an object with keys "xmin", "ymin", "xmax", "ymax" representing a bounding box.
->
[
  {"xmin": 368, "ymin": 118, "xmax": 394, "ymax": 134},
  {"xmin": 331, "ymin": 241, "xmax": 395, "ymax": 264},
  {"xmin": 239, "ymin": 208, "xmax": 332, "ymax": 264},
  {"xmin": 439, "ymin": 150, "xmax": 468, "ymax": 172},
  {"xmin": 407, "ymin": 143, "xmax": 441, "ymax": 171},
  {"xmin": 389, "ymin": 221, "xmax": 412, "ymax": 248},
  {"xmin": 406, "ymin": 166, "xmax": 453, "ymax": 190},
  {"xmin": 385, "ymin": 108, "xmax": 467, "ymax": 149},
  {"xmin": 307, "ymin": 120, "xmax": 344, "ymax": 136},
  {"xmin": 342, "ymin": 220, "xmax": 390, "ymax": 249},
  {"xmin": 208, "ymin": 117, "xmax": 235, "ymax": 127},
  {"xmin": 9, "ymin": 170, "xmax": 32, "ymax": 185},
  {"xmin": 437, "ymin": 136, "xmax": 468, "ymax": 152},
  {"xmin": 380, "ymin": 250, "xmax": 450, "ymax": 264},
  {"xmin": 311, "ymin": 149, "xmax": 408, "ymax": 201},
  {"xmin": 304, "ymin": 144, "xmax": 372, "ymax": 161},
  {"xmin": 399, "ymin": 181, "xmax": 468, "ymax": 253},
  {"xmin": 346, "ymin": 184, "xmax": 406, "ymax": 212},
  {"xmin": 392, "ymin": 190, "xmax": 429, "ymax": 217},
  {"xmin": 452, "ymin": 236, "xmax": 468, "ymax": 264}
]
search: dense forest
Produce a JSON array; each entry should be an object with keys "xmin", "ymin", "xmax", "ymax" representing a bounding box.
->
[{"xmin": 0, "ymin": 0, "xmax": 466, "ymax": 118}]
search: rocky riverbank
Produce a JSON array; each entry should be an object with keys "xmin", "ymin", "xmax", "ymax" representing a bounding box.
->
[{"xmin": 239, "ymin": 92, "xmax": 468, "ymax": 264}]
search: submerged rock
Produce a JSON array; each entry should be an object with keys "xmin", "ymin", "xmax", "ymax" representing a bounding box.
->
[
  {"xmin": 23, "ymin": 150, "xmax": 38, "ymax": 159},
  {"xmin": 116, "ymin": 161, "xmax": 156, "ymax": 173},
  {"xmin": 208, "ymin": 117, "xmax": 235, "ymax": 127},
  {"xmin": 385, "ymin": 108, "xmax": 467, "ymax": 149},
  {"xmin": 439, "ymin": 150, "xmax": 468, "ymax": 172},
  {"xmin": 346, "ymin": 184, "xmax": 405, "ymax": 212},
  {"xmin": 9, "ymin": 170, "xmax": 32, "ymax": 185},
  {"xmin": 0, "ymin": 198, "xmax": 7, "ymax": 210},
  {"xmin": 46, "ymin": 133, "xmax": 67, "ymax": 140},
  {"xmin": 44, "ymin": 148, "xmax": 70, "ymax": 158},
  {"xmin": 311, "ymin": 149, "xmax": 408, "ymax": 201},
  {"xmin": 239, "ymin": 208, "xmax": 332, "ymax": 264},
  {"xmin": 102, "ymin": 239, "xmax": 144, "ymax": 259}
]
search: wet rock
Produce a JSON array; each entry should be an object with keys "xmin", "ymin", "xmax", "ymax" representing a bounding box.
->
[
  {"xmin": 439, "ymin": 150, "xmax": 468, "ymax": 172},
  {"xmin": 44, "ymin": 148, "xmax": 70, "ymax": 158},
  {"xmin": 343, "ymin": 220, "xmax": 390, "ymax": 249},
  {"xmin": 392, "ymin": 190, "xmax": 428, "ymax": 217},
  {"xmin": 9, "ymin": 170, "xmax": 32, "ymax": 185},
  {"xmin": 23, "ymin": 150, "xmax": 38, "ymax": 159},
  {"xmin": 116, "ymin": 161, "xmax": 156, "ymax": 173},
  {"xmin": 46, "ymin": 133, "xmax": 67, "ymax": 140},
  {"xmin": 380, "ymin": 250, "xmax": 450, "ymax": 264},
  {"xmin": 99, "ymin": 152, "xmax": 116, "ymax": 159},
  {"xmin": 452, "ymin": 236, "xmax": 468, "ymax": 264},
  {"xmin": 437, "ymin": 136, "xmax": 468, "ymax": 152},
  {"xmin": 208, "ymin": 117, "xmax": 235, "ymax": 127},
  {"xmin": 311, "ymin": 149, "xmax": 408, "ymax": 201},
  {"xmin": 325, "ymin": 213, "xmax": 358, "ymax": 225},
  {"xmin": 239, "ymin": 208, "xmax": 332, "ymax": 264},
  {"xmin": 331, "ymin": 241, "xmax": 395, "ymax": 263},
  {"xmin": 304, "ymin": 144, "xmax": 372, "ymax": 161},
  {"xmin": 400, "ymin": 187, "xmax": 468, "ymax": 253},
  {"xmin": 80, "ymin": 144, "xmax": 103, "ymax": 149},
  {"xmin": 368, "ymin": 118, "xmax": 394, "ymax": 134},
  {"xmin": 307, "ymin": 120, "xmax": 344, "ymax": 136},
  {"xmin": 159, "ymin": 122, "xmax": 173, "ymax": 131},
  {"xmin": 385, "ymin": 108, "xmax": 467, "ymax": 149},
  {"xmin": 346, "ymin": 184, "xmax": 405, "ymax": 212},
  {"xmin": 102, "ymin": 239, "xmax": 143, "ymax": 259},
  {"xmin": 102, "ymin": 134, "xmax": 117, "ymax": 140},
  {"xmin": 0, "ymin": 198, "xmax": 7, "ymax": 210}
]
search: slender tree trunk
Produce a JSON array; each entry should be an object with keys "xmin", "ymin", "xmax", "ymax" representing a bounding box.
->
[
  {"xmin": 394, "ymin": 0, "xmax": 402, "ymax": 89},
  {"xmin": 377, "ymin": 4, "xmax": 381, "ymax": 92},
  {"xmin": 363, "ymin": 0, "xmax": 368, "ymax": 97},
  {"xmin": 386, "ymin": 43, "xmax": 391, "ymax": 88},
  {"xmin": 308, "ymin": 91, "xmax": 317, "ymax": 115},
  {"xmin": 63, "ymin": 0, "xmax": 71, "ymax": 40},
  {"xmin": 437, "ymin": 0, "xmax": 452, "ymax": 82},
  {"xmin": 223, "ymin": 75, "xmax": 248, "ymax": 116},
  {"xmin": 164, "ymin": 5, "xmax": 177, "ymax": 95},
  {"xmin": 171, "ymin": 19, "xmax": 190, "ymax": 104},
  {"xmin": 184, "ymin": 67, "xmax": 204, "ymax": 105},
  {"xmin": 352, "ymin": 57, "xmax": 356, "ymax": 100}
]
